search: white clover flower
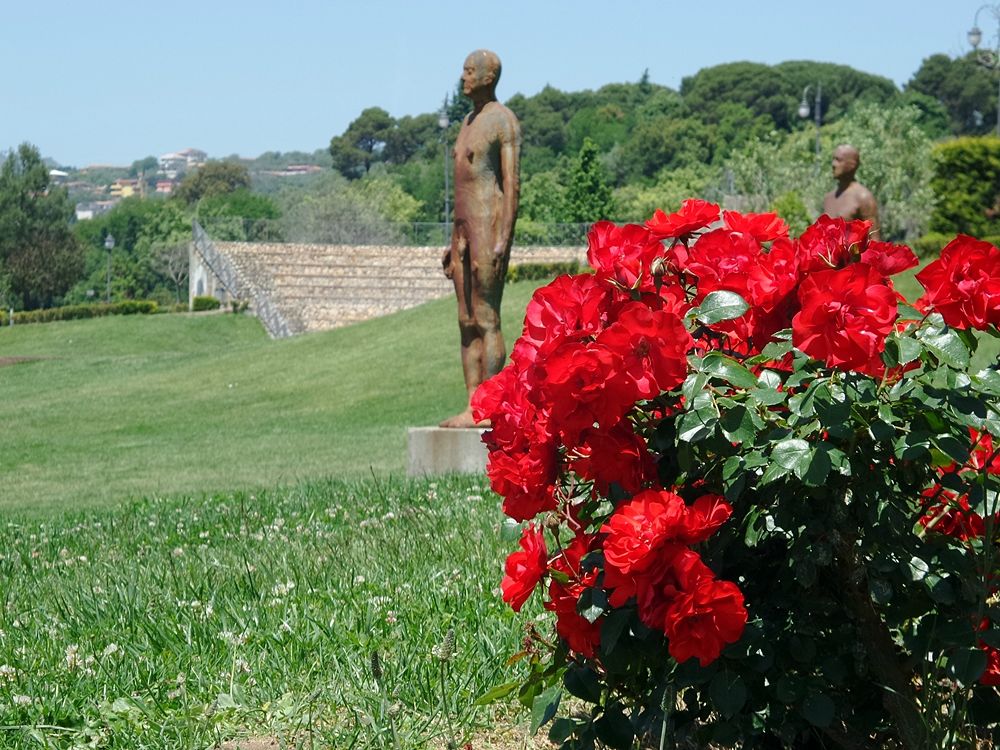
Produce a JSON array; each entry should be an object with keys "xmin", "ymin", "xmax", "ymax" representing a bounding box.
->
[
  {"xmin": 102, "ymin": 643, "xmax": 120, "ymax": 658},
  {"xmin": 171, "ymin": 547, "xmax": 184, "ymax": 558},
  {"xmin": 11, "ymin": 695, "xmax": 31, "ymax": 706},
  {"xmin": 0, "ymin": 664, "xmax": 16, "ymax": 682},
  {"xmin": 65, "ymin": 644, "xmax": 80, "ymax": 671}
]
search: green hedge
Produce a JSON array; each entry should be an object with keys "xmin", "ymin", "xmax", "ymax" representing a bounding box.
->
[
  {"xmin": 930, "ymin": 136, "xmax": 1000, "ymax": 237},
  {"xmin": 0, "ymin": 300, "xmax": 158, "ymax": 326},
  {"xmin": 191, "ymin": 296, "xmax": 221, "ymax": 312},
  {"xmin": 506, "ymin": 260, "xmax": 581, "ymax": 283},
  {"xmin": 911, "ymin": 232, "xmax": 1000, "ymax": 258}
]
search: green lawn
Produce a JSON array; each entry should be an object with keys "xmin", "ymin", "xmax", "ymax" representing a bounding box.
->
[
  {"xmin": 0, "ymin": 475, "xmax": 535, "ymax": 750},
  {"xmin": 0, "ymin": 283, "xmax": 542, "ymax": 516}
]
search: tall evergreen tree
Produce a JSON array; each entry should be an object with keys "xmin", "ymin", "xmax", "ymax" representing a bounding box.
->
[
  {"xmin": 565, "ymin": 138, "xmax": 614, "ymax": 224},
  {"xmin": 0, "ymin": 143, "xmax": 83, "ymax": 309}
]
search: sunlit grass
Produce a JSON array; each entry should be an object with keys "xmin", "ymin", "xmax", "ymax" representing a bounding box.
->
[{"xmin": 0, "ymin": 474, "xmax": 538, "ymax": 749}]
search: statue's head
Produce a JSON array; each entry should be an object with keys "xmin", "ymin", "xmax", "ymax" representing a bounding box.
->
[
  {"xmin": 462, "ymin": 49, "xmax": 502, "ymax": 98},
  {"xmin": 832, "ymin": 144, "xmax": 860, "ymax": 179}
]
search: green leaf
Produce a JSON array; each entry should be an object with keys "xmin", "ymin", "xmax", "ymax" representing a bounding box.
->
[
  {"xmin": 695, "ymin": 290, "xmax": 749, "ymax": 325},
  {"xmin": 564, "ymin": 666, "xmax": 602, "ymax": 703},
  {"xmin": 917, "ymin": 327, "xmax": 970, "ymax": 369},
  {"xmin": 720, "ymin": 405, "xmax": 758, "ymax": 444},
  {"xmin": 906, "ymin": 556, "xmax": 930, "ymax": 582},
  {"xmin": 973, "ymin": 367, "xmax": 1000, "ymax": 396},
  {"xmin": 749, "ymin": 386, "xmax": 786, "ymax": 406},
  {"xmin": 594, "ymin": 704, "xmax": 635, "ymax": 749},
  {"xmin": 548, "ymin": 718, "xmax": 578, "ymax": 744},
  {"xmin": 710, "ymin": 671, "xmax": 747, "ymax": 718},
  {"xmin": 530, "ymin": 685, "xmax": 562, "ymax": 734},
  {"xmin": 896, "ymin": 335, "xmax": 924, "ymax": 365},
  {"xmin": 802, "ymin": 444, "xmax": 832, "ymax": 486},
  {"xmin": 931, "ymin": 434, "xmax": 970, "ymax": 464},
  {"xmin": 771, "ymin": 438, "xmax": 812, "ymax": 480},
  {"xmin": 500, "ymin": 518, "xmax": 522, "ymax": 542},
  {"xmin": 702, "ymin": 353, "xmax": 759, "ymax": 388},
  {"xmin": 801, "ymin": 693, "xmax": 835, "ymax": 728},
  {"xmin": 682, "ymin": 371, "xmax": 709, "ymax": 403},
  {"xmin": 948, "ymin": 648, "xmax": 988, "ymax": 686},
  {"xmin": 475, "ymin": 680, "xmax": 520, "ymax": 705},
  {"xmin": 600, "ymin": 609, "xmax": 632, "ymax": 655}
]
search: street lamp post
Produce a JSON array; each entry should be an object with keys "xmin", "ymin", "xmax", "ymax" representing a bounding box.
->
[
  {"xmin": 968, "ymin": 4, "xmax": 1000, "ymax": 136},
  {"xmin": 439, "ymin": 95, "xmax": 451, "ymax": 245},
  {"xmin": 798, "ymin": 83, "xmax": 823, "ymax": 161},
  {"xmin": 104, "ymin": 234, "xmax": 115, "ymax": 303}
]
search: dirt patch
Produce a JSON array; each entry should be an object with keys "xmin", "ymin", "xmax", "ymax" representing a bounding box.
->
[
  {"xmin": 0, "ymin": 356, "xmax": 44, "ymax": 367},
  {"xmin": 218, "ymin": 739, "xmax": 280, "ymax": 750}
]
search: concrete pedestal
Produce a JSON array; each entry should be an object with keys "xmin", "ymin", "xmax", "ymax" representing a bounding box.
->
[{"xmin": 407, "ymin": 427, "xmax": 488, "ymax": 476}]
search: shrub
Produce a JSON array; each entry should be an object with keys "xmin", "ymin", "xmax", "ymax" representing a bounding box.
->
[
  {"xmin": 0, "ymin": 300, "xmax": 158, "ymax": 326},
  {"xmin": 191, "ymin": 295, "xmax": 221, "ymax": 312},
  {"xmin": 507, "ymin": 261, "xmax": 581, "ymax": 283},
  {"xmin": 930, "ymin": 136, "xmax": 1000, "ymax": 237},
  {"xmin": 477, "ymin": 202, "xmax": 1000, "ymax": 748},
  {"xmin": 912, "ymin": 232, "xmax": 1000, "ymax": 259}
]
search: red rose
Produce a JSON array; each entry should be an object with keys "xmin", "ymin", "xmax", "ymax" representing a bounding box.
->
[
  {"xmin": 501, "ymin": 524, "xmax": 548, "ymax": 612},
  {"xmin": 981, "ymin": 643, "xmax": 1000, "ymax": 686},
  {"xmin": 916, "ymin": 235, "xmax": 1000, "ymax": 330},
  {"xmin": 646, "ymin": 199, "xmax": 720, "ymax": 239},
  {"xmin": 722, "ymin": 210, "xmax": 789, "ymax": 243},
  {"xmin": 662, "ymin": 554, "xmax": 747, "ymax": 666},
  {"xmin": 860, "ymin": 240, "xmax": 919, "ymax": 277},
  {"xmin": 570, "ymin": 421, "xmax": 656, "ymax": 496},
  {"xmin": 680, "ymin": 494, "xmax": 734, "ymax": 544},
  {"xmin": 602, "ymin": 490, "xmax": 690, "ymax": 576},
  {"xmin": 539, "ymin": 341, "xmax": 632, "ymax": 447},
  {"xmin": 918, "ymin": 487, "xmax": 987, "ymax": 541},
  {"xmin": 587, "ymin": 221, "xmax": 664, "ymax": 292},
  {"xmin": 797, "ymin": 215, "xmax": 871, "ymax": 273},
  {"xmin": 597, "ymin": 302, "xmax": 692, "ymax": 400},
  {"xmin": 792, "ymin": 263, "xmax": 897, "ymax": 376},
  {"xmin": 521, "ymin": 273, "xmax": 614, "ymax": 358}
]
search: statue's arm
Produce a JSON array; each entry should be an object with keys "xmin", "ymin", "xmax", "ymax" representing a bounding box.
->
[
  {"xmin": 858, "ymin": 189, "xmax": 880, "ymax": 240},
  {"xmin": 493, "ymin": 114, "xmax": 521, "ymax": 256}
]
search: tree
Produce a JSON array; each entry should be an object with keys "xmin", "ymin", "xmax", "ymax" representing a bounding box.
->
[
  {"xmin": 173, "ymin": 160, "xmax": 251, "ymax": 205},
  {"xmin": 69, "ymin": 197, "xmax": 190, "ymax": 304},
  {"xmin": 621, "ymin": 116, "xmax": 713, "ymax": 178},
  {"xmin": 907, "ymin": 53, "xmax": 997, "ymax": 134},
  {"xmin": 565, "ymin": 138, "xmax": 614, "ymax": 223},
  {"xmin": 197, "ymin": 188, "xmax": 282, "ymax": 241},
  {"xmin": 0, "ymin": 143, "xmax": 83, "ymax": 309},
  {"xmin": 328, "ymin": 107, "xmax": 395, "ymax": 179},
  {"xmin": 681, "ymin": 62, "xmax": 794, "ymax": 129},
  {"xmin": 929, "ymin": 135, "xmax": 1000, "ymax": 236}
]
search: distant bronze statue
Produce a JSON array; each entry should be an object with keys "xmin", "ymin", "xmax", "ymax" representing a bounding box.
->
[
  {"xmin": 440, "ymin": 50, "xmax": 521, "ymax": 428},
  {"xmin": 822, "ymin": 144, "xmax": 880, "ymax": 240}
]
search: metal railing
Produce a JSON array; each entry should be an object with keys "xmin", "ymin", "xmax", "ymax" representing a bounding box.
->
[
  {"xmin": 192, "ymin": 221, "xmax": 293, "ymax": 338},
  {"xmin": 196, "ymin": 217, "xmax": 592, "ymax": 247}
]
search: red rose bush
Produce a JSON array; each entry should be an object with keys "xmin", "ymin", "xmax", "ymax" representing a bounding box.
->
[{"xmin": 477, "ymin": 204, "xmax": 1000, "ymax": 749}]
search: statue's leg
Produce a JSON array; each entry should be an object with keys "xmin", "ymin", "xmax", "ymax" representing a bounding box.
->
[
  {"xmin": 471, "ymin": 235, "xmax": 508, "ymax": 384},
  {"xmin": 440, "ymin": 229, "xmax": 487, "ymax": 428}
]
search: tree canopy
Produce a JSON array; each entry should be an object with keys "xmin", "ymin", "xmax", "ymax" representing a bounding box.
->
[{"xmin": 0, "ymin": 143, "xmax": 83, "ymax": 308}]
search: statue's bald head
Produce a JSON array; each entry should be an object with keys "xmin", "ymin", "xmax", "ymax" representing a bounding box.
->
[
  {"xmin": 464, "ymin": 49, "xmax": 502, "ymax": 93},
  {"xmin": 834, "ymin": 144, "xmax": 860, "ymax": 169},
  {"xmin": 832, "ymin": 144, "xmax": 860, "ymax": 180}
]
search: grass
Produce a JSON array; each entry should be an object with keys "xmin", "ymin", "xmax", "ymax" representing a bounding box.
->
[
  {"xmin": 0, "ymin": 282, "xmax": 544, "ymax": 516},
  {"xmin": 0, "ymin": 475, "xmax": 544, "ymax": 749}
]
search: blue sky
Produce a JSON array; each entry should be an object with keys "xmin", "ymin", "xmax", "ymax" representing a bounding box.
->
[{"xmin": 0, "ymin": 1, "xmax": 986, "ymax": 167}]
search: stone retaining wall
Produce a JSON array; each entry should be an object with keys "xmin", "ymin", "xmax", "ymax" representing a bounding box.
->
[{"xmin": 189, "ymin": 236, "xmax": 586, "ymax": 337}]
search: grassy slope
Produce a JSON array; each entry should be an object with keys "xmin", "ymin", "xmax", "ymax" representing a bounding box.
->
[{"xmin": 0, "ymin": 284, "xmax": 541, "ymax": 516}]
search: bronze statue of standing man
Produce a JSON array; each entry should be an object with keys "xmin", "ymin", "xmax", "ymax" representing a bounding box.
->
[
  {"xmin": 822, "ymin": 144, "xmax": 880, "ymax": 240},
  {"xmin": 440, "ymin": 50, "xmax": 521, "ymax": 428}
]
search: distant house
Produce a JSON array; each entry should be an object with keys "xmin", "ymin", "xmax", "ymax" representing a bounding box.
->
[
  {"xmin": 158, "ymin": 148, "xmax": 208, "ymax": 179},
  {"xmin": 48, "ymin": 169, "xmax": 69, "ymax": 185},
  {"xmin": 260, "ymin": 164, "xmax": 324, "ymax": 177},
  {"xmin": 110, "ymin": 178, "xmax": 138, "ymax": 198},
  {"xmin": 75, "ymin": 200, "xmax": 117, "ymax": 221}
]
